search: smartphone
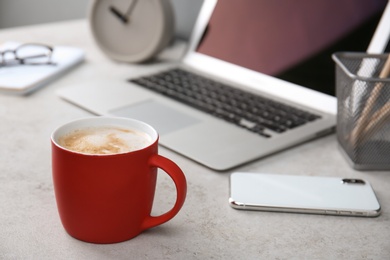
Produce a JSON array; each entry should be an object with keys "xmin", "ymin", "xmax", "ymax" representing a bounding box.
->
[{"xmin": 229, "ymin": 172, "xmax": 381, "ymax": 217}]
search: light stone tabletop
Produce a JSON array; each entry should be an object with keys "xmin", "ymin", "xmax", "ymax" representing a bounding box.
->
[{"xmin": 0, "ymin": 20, "xmax": 389, "ymax": 260}]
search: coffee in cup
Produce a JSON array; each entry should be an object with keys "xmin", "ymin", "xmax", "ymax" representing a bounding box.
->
[
  {"xmin": 51, "ymin": 116, "xmax": 187, "ymax": 244},
  {"xmin": 58, "ymin": 126, "xmax": 153, "ymax": 155}
]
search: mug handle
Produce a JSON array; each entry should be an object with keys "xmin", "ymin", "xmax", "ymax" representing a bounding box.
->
[{"xmin": 142, "ymin": 154, "xmax": 187, "ymax": 230}]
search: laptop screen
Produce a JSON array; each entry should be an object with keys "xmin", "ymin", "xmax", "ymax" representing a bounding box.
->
[{"xmin": 196, "ymin": 0, "xmax": 388, "ymax": 96}]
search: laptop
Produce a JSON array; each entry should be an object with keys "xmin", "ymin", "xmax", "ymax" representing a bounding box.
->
[{"xmin": 58, "ymin": 0, "xmax": 390, "ymax": 171}]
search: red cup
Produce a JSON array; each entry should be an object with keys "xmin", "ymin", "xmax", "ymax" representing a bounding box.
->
[{"xmin": 51, "ymin": 117, "xmax": 187, "ymax": 244}]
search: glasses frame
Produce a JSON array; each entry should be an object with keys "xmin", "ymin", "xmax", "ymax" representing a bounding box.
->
[{"xmin": 0, "ymin": 43, "xmax": 54, "ymax": 67}]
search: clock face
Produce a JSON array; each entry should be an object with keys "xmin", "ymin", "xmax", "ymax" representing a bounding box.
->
[{"xmin": 89, "ymin": 0, "xmax": 174, "ymax": 62}]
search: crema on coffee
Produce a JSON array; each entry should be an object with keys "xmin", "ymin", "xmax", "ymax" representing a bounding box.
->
[{"xmin": 58, "ymin": 126, "xmax": 153, "ymax": 155}]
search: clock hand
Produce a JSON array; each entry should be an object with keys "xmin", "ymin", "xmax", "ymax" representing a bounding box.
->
[
  {"xmin": 124, "ymin": 0, "xmax": 138, "ymax": 19},
  {"xmin": 109, "ymin": 6, "xmax": 127, "ymax": 23},
  {"xmin": 109, "ymin": 0, "xmax": 139, "ymax": 24}
]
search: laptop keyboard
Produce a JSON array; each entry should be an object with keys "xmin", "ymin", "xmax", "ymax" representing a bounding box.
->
[{"xmin": 130, "ymin": 68, "xmax": 321, "ymax": 138}]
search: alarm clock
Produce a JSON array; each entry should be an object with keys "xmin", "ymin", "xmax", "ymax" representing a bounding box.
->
[{"xmin": 88, "ymin": 0, "xmax": 175, "ymax": 63}]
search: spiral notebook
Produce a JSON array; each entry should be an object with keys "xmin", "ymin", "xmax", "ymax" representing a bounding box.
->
[{"xmin": 0, "ymin": 42, "xmax": 84, "ymax": 95}]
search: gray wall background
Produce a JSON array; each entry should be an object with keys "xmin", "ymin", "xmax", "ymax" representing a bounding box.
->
[{"xmin": 0, "ymin": 0, "xmax": 203, "ymax": 40}]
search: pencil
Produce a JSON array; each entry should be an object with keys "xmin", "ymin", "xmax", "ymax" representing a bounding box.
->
[{"xmin": 350, "ymin": 54, "xmax": 390, "ymax": 146}]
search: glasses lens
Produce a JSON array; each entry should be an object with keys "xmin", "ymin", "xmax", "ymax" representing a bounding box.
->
[
  {"xmin": 16, "ymin": 44, "xmax": 52, "ymax": 64},
  {"xmin": 1, "ymin": 51, "xmax": 17, "ymax": 64}
]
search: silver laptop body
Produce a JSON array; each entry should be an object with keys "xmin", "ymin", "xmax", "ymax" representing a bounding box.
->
[{"xmin": 58, "ymin": 0, "xmax": 389, "ymax": 170}]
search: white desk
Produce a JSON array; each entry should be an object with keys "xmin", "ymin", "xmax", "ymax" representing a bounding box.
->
[{"xmin": 1, "ymin": 20, "xmax": 389, "ymax": 259}]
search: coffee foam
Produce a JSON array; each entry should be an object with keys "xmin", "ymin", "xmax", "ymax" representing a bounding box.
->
[{"xmin": 58, "ymin": 126, "xmax": 153, "ymax": 155}]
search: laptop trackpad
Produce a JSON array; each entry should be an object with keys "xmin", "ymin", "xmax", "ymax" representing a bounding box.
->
[{"xmin": 109, "ymin": 100, "xmax": 201, "ymax": 135}]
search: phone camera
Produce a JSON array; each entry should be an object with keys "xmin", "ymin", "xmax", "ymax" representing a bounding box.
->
[{"xmin": 341, "ymin": 178, "xmax": 365, "ymax": 185}]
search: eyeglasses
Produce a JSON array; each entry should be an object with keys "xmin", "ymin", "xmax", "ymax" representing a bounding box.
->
[{"xmin": 0, "ymin": 43, "xmax": 55, "ymax": 67}]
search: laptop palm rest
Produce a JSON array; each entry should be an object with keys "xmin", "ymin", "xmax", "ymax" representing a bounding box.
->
[{"xmin": 110, "ymin": 100, "xmax": 201, "ymax": 135}]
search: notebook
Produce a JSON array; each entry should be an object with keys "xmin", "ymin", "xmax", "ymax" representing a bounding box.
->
[
  {"xmin": 0, "ymin": 42, "xmax": 84, "ymax": 95},
  {"xmin": 58, "ymin": 0, "xmax": 390, "ymax": 171}
]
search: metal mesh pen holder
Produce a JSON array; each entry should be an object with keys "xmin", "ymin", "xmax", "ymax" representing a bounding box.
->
[{"xmin": 333, "ymin": 52, "xmax": 390, "ymax": 170}]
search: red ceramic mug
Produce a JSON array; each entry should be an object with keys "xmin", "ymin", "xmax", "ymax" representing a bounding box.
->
[{"xmin": 51, "ymin": 116, "xmax": 187, "ymax": 244}]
